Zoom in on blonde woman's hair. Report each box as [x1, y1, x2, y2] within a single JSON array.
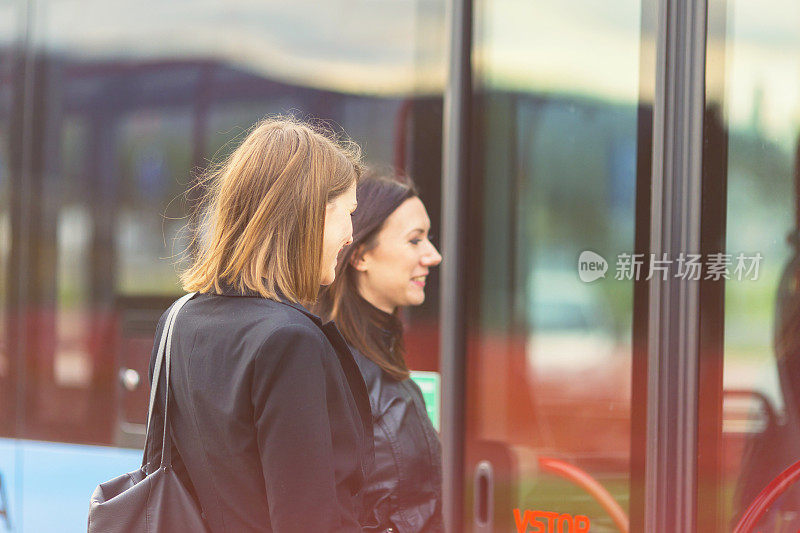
[[181, 117, 362, 304]]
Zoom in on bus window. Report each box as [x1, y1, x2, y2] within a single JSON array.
[[701, 1, 800, 530], [0, 2, 17, 440], [465, 0, 645, 529], [18, 0, 445, 452], [11, 1, 446, 530], [0, 4, 21, 531]]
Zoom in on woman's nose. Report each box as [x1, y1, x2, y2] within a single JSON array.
[[422, 242, 442, 266]]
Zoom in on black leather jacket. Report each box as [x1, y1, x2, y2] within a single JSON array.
[[351, 347, 444, 533]]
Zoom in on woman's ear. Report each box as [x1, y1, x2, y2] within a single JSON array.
[[350, 244, 368, 272]]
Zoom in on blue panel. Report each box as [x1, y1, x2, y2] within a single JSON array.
[[19, 440, 140, 533], [0, 438, 18, 532]]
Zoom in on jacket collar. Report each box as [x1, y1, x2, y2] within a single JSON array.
[[277, 298, 324, 327], [215, 283, 323, 326]]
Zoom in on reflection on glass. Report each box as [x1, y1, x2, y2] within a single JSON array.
[[468, 0, 642, 530], [115, 110, 193, 295], [466, 0, 640, 531], [19, 0, 446, 445], [718, 1, 800, 530], [0, 2, 15, 436], [38, 0, 445, 96]]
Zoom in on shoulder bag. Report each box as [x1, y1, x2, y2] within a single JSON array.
[[88, 292, 208, 532]]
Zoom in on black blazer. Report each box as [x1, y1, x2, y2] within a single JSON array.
[[146, 289, 373, 532]]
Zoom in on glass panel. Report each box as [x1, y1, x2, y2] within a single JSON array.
[[25, 0, 446, 446], [710, 1, 800, 530], [467, 0, 646, 530], [0, 4, 20, 528], [0, 1, 19, 438]]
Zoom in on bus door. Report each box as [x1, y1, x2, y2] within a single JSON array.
[[459, 0, 646, 530], [452, 0, 800, 530]]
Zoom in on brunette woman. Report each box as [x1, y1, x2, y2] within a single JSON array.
[[145, 118, 372, 532], [317, 173, 444, 533]]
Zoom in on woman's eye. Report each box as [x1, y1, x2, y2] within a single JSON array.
[[409, 238, 421, 245]]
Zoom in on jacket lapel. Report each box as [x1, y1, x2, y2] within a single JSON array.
[[320, 321, 374, 439]]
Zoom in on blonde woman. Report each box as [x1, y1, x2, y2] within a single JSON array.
[[145, 118, 372, 532]]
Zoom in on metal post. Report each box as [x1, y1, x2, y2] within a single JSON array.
[[645, 0, 708, 529], [440, 0, 472, 529]]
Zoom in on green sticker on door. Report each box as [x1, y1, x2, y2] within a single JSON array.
[[410, 371, 441, 431]]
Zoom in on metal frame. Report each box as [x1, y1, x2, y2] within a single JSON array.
[[645, 0, 709, 530], [440, 0, 472, 528]]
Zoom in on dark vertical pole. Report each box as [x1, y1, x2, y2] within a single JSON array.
[[440, 0, 472, 529], [187, 63, 214, 248], [630, 3, 659, 530], [629, 104, 653, 533], [696, 0, 728, 529], [14, 0, 36, 445], [3, 1, 29, 440], [645, 0, 708, 530]]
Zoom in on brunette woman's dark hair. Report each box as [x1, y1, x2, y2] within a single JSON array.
[[316, 170, 418, 380]]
